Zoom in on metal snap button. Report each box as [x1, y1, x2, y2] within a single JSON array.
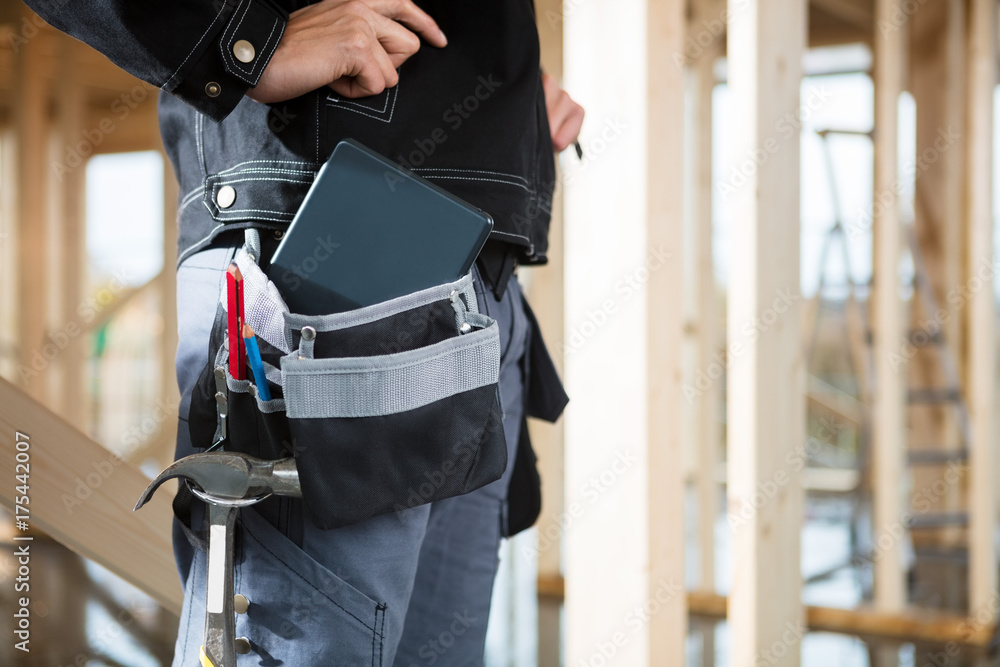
[[234, 594, 250, 614], [234, 637, 252, 654], [205, 81, 221, 97], [216, 185, 237, 209], [273, 229, 284, 240], [301, 326, 317, 341], [233, 39, 256, 64]]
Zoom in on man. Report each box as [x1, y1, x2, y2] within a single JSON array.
[[25, 0, 583, 663]]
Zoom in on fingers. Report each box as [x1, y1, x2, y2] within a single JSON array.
[[335, 22, 399, 96], [367, 11, 421, 68], [541, 74, 586, 152], [366, 0, 448, 47]]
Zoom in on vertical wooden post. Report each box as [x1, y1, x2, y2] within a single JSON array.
[[13, 7, 49, 402], [532, 1, 567, 664], [965, 0, 996, 621], [691, 12, 721, 596], [54, 37, 87, 430], [647, 0, 687, 661], [563, 0, 684, 660], [872, 0, 907, 613], [726, 0, 806, 664], [159, 149, 180, 471]]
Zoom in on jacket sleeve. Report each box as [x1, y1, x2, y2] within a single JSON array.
[[23, 0, 288, 122]]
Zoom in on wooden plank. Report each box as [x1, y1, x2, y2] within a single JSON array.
[[871, 0, 907, 612], [563, 0, 654, 662], [725, 0, 806, 664], [13, 4, 48, 403], [811, 0, 873, 29], [688, 591, 996, 647], [532, 2, 566, 665], [690, 7, 721, 595], [908, 0, 963, 552], [965, 0, 997, 622], [647, 0, 687, 661], [158, 147, 180, 471], [54, 37, 86, 431], [0, 377, 182, 615]]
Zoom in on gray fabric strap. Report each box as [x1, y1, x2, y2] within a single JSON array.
[[283, 272, 478, 333], [225, 365, 286, 413], [281, 320, 500, 418]]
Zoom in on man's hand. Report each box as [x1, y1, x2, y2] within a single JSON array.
[[542, 73, 585, 153], [248, 0, 447, 104]]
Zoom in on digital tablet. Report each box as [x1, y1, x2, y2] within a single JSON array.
[[267, 139, 494, 315]]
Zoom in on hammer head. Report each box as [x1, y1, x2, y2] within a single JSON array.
[[134, 452, 300, 511]]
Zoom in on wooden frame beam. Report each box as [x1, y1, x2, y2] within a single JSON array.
[[726, 0, 806, 663], [689, 592, 996, 648], [647, 0, 687, 660], [0, 377, 181, 615], [531, 2, 566, 664], [965, 0, 997, 621], [871, 0, 907, 612]]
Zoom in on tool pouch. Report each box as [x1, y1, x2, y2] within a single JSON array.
[[189, 240, 507, 529]]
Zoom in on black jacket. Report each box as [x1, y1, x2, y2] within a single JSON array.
[[25, 0, 557, 267]]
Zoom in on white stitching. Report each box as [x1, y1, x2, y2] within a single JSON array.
[[217, 159, 316, 173], [196, 114, 207, 179], [180, 185, 204, 207], [418, 174, 531, 192], [326, 86, 392, 115], [253, 19, 285, 85], [216, 167, 315, 177], [216, 208, 295, 216], [177, 223, 228, 265], [214, 176, 313, 186], [325, 81, 398, 123], [165, 2, 230, 89], [488, 230, 530, 242], [179, 187, 206, 214], [220, 0, 254, 76], [411, 168, 530, 185]]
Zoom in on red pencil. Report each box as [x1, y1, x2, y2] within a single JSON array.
[[226, 263, 246, 379]]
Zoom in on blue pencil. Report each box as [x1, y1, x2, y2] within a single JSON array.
[[242, 323, 272, 401]]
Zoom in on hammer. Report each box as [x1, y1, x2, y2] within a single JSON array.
[[135, 452, 301, 667]]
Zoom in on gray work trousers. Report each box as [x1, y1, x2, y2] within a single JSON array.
[[171, 246, 528, 666]]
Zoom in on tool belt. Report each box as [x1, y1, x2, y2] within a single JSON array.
[[187, 238, 508, 530]]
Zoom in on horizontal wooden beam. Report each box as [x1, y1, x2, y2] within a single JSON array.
[[541, 581, 997, 647], [688, 592, 997, 648], [0, 377, 182, 615]]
